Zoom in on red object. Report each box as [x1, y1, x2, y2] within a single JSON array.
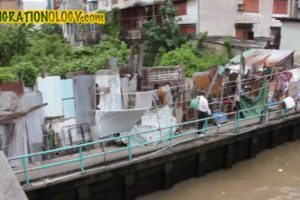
[[174, 1, 187, 16], [0, 81, 24, 96], [273, 0, 288, 14], [243, 0, 259, 13], [180, 25, 196, 34]]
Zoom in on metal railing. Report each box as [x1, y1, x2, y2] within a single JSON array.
[[8, 102, 292, 186]]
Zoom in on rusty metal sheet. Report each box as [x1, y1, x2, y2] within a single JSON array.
[[0, 81, 24, 96]]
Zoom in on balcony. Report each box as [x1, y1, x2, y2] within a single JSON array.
[[75, 24, 102, 45]]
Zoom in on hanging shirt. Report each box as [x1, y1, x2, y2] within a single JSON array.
[[198, 95, 211, 115]]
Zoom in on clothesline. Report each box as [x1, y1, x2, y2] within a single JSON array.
[[223, 66, 300, 84], [98, 84, 186, 95]]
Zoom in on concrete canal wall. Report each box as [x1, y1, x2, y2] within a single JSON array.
[[25, 116, 300, 200]]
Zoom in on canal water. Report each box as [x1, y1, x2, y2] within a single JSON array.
[[139, 140, 300, 200]]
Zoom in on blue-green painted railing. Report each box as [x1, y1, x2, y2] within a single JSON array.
[[8, 103, 291, 186]]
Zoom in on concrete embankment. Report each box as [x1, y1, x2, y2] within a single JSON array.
[[24, 113, 300, 200]]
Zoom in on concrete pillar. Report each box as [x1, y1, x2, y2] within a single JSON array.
[[225, 144, 234, 169], [290, 124, 300, 141], [124, 174, 135, 200], [196, 152, 206, 177], [163, 162, 173, 189], [249, 136, 259, 158], [269, 130, 277, 148]]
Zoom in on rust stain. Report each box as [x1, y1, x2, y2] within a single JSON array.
[[0, 81, 24, 96]]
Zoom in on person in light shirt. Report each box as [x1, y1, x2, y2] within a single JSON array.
[[197, 91, 211, 134]]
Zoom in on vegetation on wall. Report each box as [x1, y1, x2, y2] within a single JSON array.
[[159, 43, 228, 77]]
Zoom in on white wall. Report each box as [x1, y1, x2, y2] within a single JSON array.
[[22, 0, 48, 10], [178, 0, 197, 25], [198, 0, 290, 37], [199, 0, 238, 36], [280, 22, 300, 51]]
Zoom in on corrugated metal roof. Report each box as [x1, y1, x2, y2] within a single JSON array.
[[229, 49, 293, 67]]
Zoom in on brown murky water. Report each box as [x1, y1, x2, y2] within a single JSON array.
[[139, 140, 300, 200]]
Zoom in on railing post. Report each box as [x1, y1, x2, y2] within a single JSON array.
[[235, 110, 240, 132], [203, 119, 209, 141], [262, 105, 267, 124], [79, 146, 85, 172], [169, 127, 174, 146], [21, 157, 30, 186], [128, 134, 132, 160]]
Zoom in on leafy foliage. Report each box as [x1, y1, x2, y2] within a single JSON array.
[[39, 24, 63, 36], [0, 24, 129, 86], [0, 25, 29, 66], [159, 44, 228, 77], [16, 62, 38, 87], [142, 0, 188, 53], [194, 32, 208, 56], [0, 67, 16, 83], [223, 36, 233, 59], [97, 7, 121, 38]]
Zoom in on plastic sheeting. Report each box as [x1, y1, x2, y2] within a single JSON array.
[[95, 109, 147, 138], [124, 106, 177, 146], [135, 91, 153, 109], [95, 72, 122, 111], [240, 85, 268, 118], [37, 76, 63, 117]]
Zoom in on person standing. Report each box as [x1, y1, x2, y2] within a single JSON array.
[[197, 92, 211, 134]]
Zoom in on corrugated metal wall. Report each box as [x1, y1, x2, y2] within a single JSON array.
[[74, 75, 94, 125], [61, 79, 75, 118], [24, 91, 45, 161]]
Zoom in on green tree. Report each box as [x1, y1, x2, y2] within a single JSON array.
[[142, 0, 188, 53], [98, 7, 121, 38], [159, 44, 228, 77], [16, 62, 38, 87], [39, 24, 63, 36], [223, 36, 233, 59], [194, 32, 208, 56], [0, 25, 29, 66]]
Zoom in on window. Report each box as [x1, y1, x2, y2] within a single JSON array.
[[112, 0, 118, 5], [243, 0, 259, 13], [270, 27, 281, 37], [235, 24, 254, 40], [273, 0, 288, 14], [174, 1, 187, 16], [180, 24, 196, 35], [88, 2, 98, 11]]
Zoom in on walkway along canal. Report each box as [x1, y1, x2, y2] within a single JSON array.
[[11, 103, 300, 200]]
